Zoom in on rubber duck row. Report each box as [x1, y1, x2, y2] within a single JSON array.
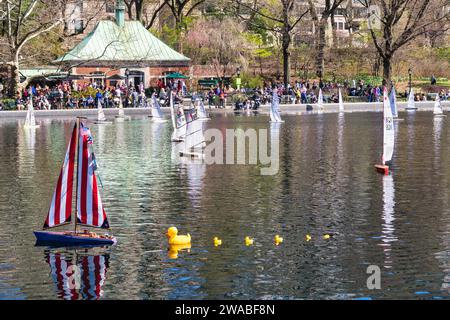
[[166, 227, 332, 247]]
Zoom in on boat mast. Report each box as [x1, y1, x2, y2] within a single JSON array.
[[74, 117, 80, 233]]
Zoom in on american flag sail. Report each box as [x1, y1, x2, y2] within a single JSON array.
[[77, 123, 110, 228], [44, 125, 77, 229], [46, 251, 109, 300]]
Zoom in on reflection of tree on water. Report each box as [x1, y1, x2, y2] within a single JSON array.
[[44, 249, 110, 300], [381, 174, 397, 269]]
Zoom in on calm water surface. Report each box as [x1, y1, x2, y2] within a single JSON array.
[[0, 111, 449, 300]]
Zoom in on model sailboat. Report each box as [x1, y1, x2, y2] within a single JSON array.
[[270, 91, 284, 123], [94, 100, 112, 124], [338, 88, 344, 113], [317, 89, 324, 114], [405, 89, 417, 111], [24, 98, 40, 128], [375, 88, 395, 175], [433, 95, 446, 117], [34, 119, 116, 246], [179, 108, 206, 159], [196, 99, 210, 121], [389, 86, 403, 121], [170, 92, 187, 142], [150, 94, 168, 123]]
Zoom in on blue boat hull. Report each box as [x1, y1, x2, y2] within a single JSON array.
[[34, 231, 116, 246]]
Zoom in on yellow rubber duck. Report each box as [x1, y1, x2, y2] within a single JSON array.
[[323, 234, 331, 240], [166, 227, 191, 245], [245, 236, 254, 246], [168, 243, 191, 259], [306, 234, 312, 242], [274, 235, 283, 245], [213, 237, 222, 246]]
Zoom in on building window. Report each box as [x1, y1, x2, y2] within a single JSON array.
[[74, 19, 84, 34]]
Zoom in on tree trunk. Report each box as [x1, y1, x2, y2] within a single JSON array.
[[382, 55, 392, 88], [315, 19, 327, 78], [135, 0, 144, 21]]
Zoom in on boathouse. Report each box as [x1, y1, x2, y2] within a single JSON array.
[[54, 0, 190, 89]]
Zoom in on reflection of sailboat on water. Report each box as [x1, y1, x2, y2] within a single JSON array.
[[375, 88, 395, 175], [45, 249, 109, 300], [380, 174, 397, 268], [24, 98, 40, 128]]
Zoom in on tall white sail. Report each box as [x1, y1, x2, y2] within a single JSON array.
[[317, 89, 324, 114], [338, 88, 344, 113], [196, 99, 209, 120], [383, 88, 395, 164], [151, 94, 167, 122], [434, 95, 443, 115], [389, 87, 398, 118], [183, 109, 205, 157], [97, 100, 107, 121], [25, 99, 39, 128], [407, 88, 416, 110], [270, 91, 284, 123], [170, 93, 187, 141]]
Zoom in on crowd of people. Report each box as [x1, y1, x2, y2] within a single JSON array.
[[2, 77, 449, 111]]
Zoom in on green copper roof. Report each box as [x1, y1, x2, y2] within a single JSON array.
[[55, 21, 190, 65]]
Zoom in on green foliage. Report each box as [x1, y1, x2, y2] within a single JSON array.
[[436, 47, 450, 62], [0, 99, 17, 110], [71, 87, 103, 99], [236, 73, 264, 88]]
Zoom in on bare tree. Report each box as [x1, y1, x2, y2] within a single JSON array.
[[307, 0, 345, 79], [358, 0, 450, 86], [234, 0, 309, 88], [0, 0, 63, 97]]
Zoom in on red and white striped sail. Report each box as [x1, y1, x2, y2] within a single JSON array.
[[44, 125, 77, 229], [77, 123, 110, 229]]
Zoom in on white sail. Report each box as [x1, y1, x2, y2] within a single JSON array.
[[25, 99, 39, 128], [407, 89, 416, 110], [317, 89, 324, 113], [151, 94, 167, 122], [389, 87, 398, 118], [434, 95, 443, 115], [383, 88, 395, 164], [118, 98, 125, 117], [270, 91, 284, 123], [183, 109, 205, 157], [338, 88, 344, 113], [97, 100, 107, 121], [196, 99, 209, 120], [170, 93, 187, 141]]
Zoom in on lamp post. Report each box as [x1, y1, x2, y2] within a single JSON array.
[[125, 68, 130, 88], [236, 67, 241, 91], [408, 68, 412, 95]]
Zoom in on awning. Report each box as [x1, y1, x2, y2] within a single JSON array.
[[165, 72, 188, 79], [107, 74, 126, 80]]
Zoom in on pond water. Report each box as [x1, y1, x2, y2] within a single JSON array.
[[0, 111, 449, 300]]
